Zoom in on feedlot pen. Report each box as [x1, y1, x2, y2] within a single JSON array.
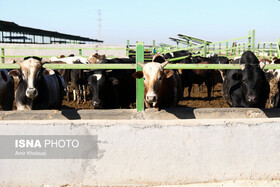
[[2, 31, 280, 186]]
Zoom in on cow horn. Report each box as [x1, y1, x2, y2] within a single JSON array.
[[161, 60, 169, 68], [240, 64, 246, 70], [138, 62, 145, 67], [260, 62, 266, 70]]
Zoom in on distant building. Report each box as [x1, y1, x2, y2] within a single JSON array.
[[0, 20, 103, 44]]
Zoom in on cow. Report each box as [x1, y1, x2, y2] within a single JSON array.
[[98, 57, 135, 64], [49, 55, 88, 103], [50, 56, 89, 64], [87, 53, 106, 64], [69, 61, 88, 103], [263, 57, 280, 108], [8, 57, 65, 110], [132, 60, 182, 109], [163, 50, 192, 63], [271, 81, 280, 108], [177, 55, 226, 99], [222, 51, 269, 108], [0, 69, 14, 110], [87, 58, 136, 109], [152, 54, 166, 63]]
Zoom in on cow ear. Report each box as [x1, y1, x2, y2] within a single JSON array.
[[240, 64, 246, 70], [164, 69, 174, 78], [232, 73, 242, 81], [132, 71, 143, 79], [8, 69, 21, 77], [43, 69, 55, 76]]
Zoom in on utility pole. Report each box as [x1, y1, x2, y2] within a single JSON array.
[[97, 9, 102, 40]]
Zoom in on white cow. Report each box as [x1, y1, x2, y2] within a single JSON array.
[[50, 56, 89, 64]]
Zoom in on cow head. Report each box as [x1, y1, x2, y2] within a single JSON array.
[[232, 63, 267, 106], [88, 70, 119, 109], [132, 61, 174, 107], [8, 58, 55, 99]]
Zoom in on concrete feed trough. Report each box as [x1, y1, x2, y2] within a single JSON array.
[[0, 108, 280, 186]]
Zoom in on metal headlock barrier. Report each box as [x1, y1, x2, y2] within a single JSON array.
[[0, 30, 280, 111]]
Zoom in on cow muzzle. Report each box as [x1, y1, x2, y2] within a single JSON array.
[[146, 93, 158, 106], [92, 100, 104, 109], [26, 88, 38, 98], [247, 95, 257, 104]]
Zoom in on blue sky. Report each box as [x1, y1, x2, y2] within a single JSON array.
[[1, 0, 280, 45]]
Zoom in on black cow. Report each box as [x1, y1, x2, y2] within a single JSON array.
[[177, 55, 226, 98], [271, 81, 280, 108], [8, 57, 65, 110], [163, 50, 192, 63], [98, 57, 135, 64], [222, 51, 269, 107], [57, 65, 87, 104], [0, 69, 14, 110], [88, 58, 135, 109]]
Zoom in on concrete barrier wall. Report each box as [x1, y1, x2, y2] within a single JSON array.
[[1, 118, 280, 186], [0, 43, 127, 62]]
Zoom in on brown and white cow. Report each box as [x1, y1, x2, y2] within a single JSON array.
[[132, 61, 182, 109], [8, 57, 65, 110]]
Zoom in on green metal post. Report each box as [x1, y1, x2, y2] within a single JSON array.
[[153, 40, 156, 54], [136, 42, 145, 112], [252, 29, 255, 52], [263, 43, 265, 59], [232, 42, 236, 55], [248, 30, 252, 51], [238, 44, 241, 54], [1, 48, 4, 63], [79, 49, 82, 56], [203, 41, 207, 57], [126, 40, 130, 57], [219, 43, 221, 55], [257, 43, 260, 57], [270, 43, 272, 60], [226, 42, 228, 57]]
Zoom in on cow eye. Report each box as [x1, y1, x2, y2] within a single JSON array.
[[242, 80, 247, 84], [143, 77, 146, 81], [158, 76, 162, 80]]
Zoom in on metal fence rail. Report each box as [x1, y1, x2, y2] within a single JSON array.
[[0, 46, 127, 63], [256, 40, 280, 60]]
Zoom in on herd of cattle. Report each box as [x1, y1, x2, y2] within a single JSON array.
[[0, 50, 280, 111]]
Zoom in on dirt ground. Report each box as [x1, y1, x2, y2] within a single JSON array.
[[178, 83, 229, 108], [61, 83, 230, 109]]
